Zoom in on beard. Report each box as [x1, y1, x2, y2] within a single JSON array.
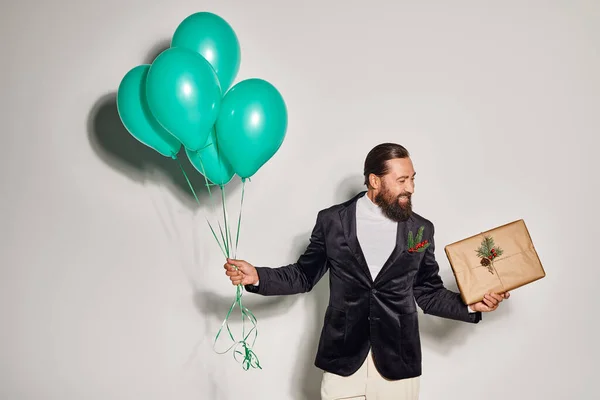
[[374, 186, 412, 222]]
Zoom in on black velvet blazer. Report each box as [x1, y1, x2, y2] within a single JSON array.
[[246, 191, 481, 380]]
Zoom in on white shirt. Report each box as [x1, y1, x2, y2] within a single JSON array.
[[355, 193, 398, 280]]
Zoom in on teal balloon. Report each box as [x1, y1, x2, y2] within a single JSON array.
[[186, 128, 235, 186], [146, 47, 221, 151], [216, 79, 287, 178], [172, 12, 241, 93], [116, 65, 181, 158]]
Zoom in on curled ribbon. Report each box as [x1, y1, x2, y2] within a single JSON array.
[[213, 284, 261, 370]]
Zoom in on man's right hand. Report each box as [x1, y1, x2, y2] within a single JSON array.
[[224, 258, 259, 286]]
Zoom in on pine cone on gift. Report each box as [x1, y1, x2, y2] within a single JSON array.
[[480, 257, 491, 266]]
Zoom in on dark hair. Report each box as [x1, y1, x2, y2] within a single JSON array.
[[363, 143, 410, 187]]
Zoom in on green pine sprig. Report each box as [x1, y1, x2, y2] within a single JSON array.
[[475, 236, 504, 258], [415, 226, 424, 245], [407, 225, 430, 252]]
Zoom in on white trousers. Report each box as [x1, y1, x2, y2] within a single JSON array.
[[320, 350, 420, 400]]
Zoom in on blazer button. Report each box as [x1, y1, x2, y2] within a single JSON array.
[[371, 289, 377, 294]]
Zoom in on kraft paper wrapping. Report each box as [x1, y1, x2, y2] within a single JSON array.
[[444, 219, 545, 305]]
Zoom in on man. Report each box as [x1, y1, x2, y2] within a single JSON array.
[[224, 143, 509, 399]]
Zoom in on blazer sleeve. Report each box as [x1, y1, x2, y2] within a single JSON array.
[[244, 211, 329, 296], [412, 223, 481, 323]]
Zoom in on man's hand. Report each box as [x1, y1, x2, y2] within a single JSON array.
[[469, 292, 510, 312], [223, 258, 259, 286]]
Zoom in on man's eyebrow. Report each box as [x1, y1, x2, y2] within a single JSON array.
[[397, 172, 417, 179]]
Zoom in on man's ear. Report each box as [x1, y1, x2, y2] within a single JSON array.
[[369, 174, 380, 190]]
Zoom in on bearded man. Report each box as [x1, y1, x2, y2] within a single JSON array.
[[224, 143, 509, 400]]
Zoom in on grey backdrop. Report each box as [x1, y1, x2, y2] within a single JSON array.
[[1, 0, 598, 399]]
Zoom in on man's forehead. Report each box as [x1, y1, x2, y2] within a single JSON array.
[[386, 158, 415, 177]]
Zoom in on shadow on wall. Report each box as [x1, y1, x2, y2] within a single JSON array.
[[86, 40, 254, 399], [290, 175, 365, 399], [86, 40, 241, 212], [416, 281, 472, 357], [334, 175, 365, 204], [186, 232, 310, 392], [291, 269, 329, 400], [418, 275, 513, 356]]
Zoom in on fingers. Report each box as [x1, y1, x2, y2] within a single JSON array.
[[484, 294, 498, 306], [477, 291, 511, 312], [230, 273, 244, 285], [226, 258, 250, 272], [223, 260, 245, 273], [482, 294, 498, 310], [223, 258, 257, 286], [489, 293, 504, 303], [231, 276, 243, 285], [223, 262, 236, 271], [223, 261, 244, 285], [482, 299, 493, 311], [227, 258, 245, 266]]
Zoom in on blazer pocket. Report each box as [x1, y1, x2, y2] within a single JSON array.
[[319, 306, 347, 357], [401, 250, 425, 264], [398, 311, 421, 364]]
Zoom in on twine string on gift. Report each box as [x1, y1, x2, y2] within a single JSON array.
[[477, 232, 507, 293]]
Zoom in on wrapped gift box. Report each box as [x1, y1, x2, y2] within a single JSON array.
[[444, 219, 546, 305]]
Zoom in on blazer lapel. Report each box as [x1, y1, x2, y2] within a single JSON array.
[[339, 195, 373, 282], [374, 215, 415, 284]]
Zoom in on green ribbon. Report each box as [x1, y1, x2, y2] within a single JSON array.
[[175, 155, 261, 371]]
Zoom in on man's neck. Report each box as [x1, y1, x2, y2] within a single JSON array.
[[367, 189, 377, 204]]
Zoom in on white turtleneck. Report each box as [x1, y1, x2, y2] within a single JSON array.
[[355, 193, 398, 280]]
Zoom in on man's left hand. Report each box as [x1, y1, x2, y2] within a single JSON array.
[[470, 292, 510, 312]]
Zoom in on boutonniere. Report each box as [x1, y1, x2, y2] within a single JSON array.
[[407, 226, 430, 253]]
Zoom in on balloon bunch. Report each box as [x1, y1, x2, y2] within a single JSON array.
[[116, 12, 288, 370]]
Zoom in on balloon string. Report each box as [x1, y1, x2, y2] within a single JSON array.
[[213, 179, 260, 370], [176, 156, 227, 258], [234, 178, 246, 259], [213, 284, 261, 370], [174, 155, 260, 370]]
